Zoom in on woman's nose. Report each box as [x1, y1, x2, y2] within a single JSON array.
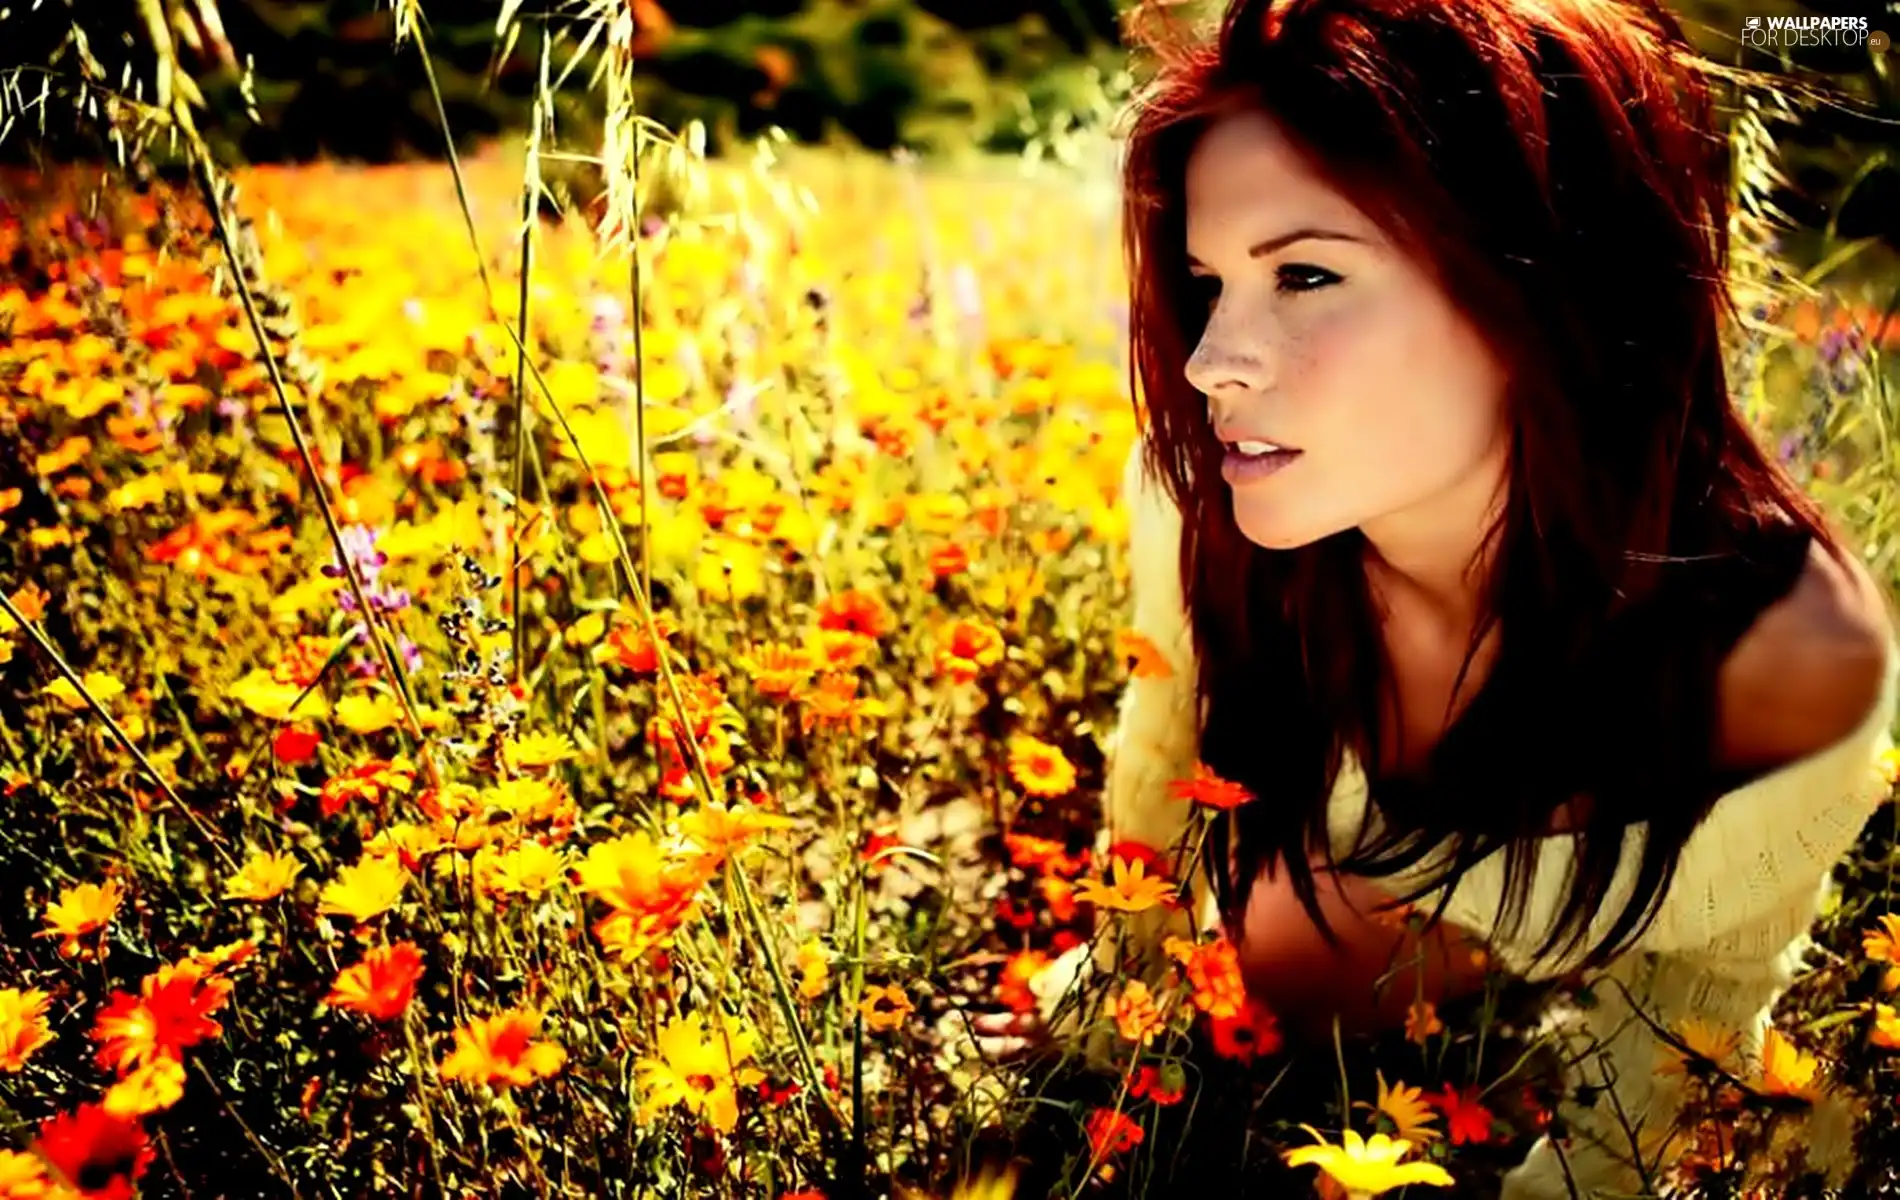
[[1184, 327, 1270, 399]]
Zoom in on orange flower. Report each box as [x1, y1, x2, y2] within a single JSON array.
[[1756, 1027, 1821, 1098], [816, 589, 893, 639], [811, 627, 875, 671], [1111, 981, 1167, 1045], [1164, 936, 1247, 1020], [1038, 876, 1079, 922], [1075, 854, 1176, 915], [798, 673, 888, 735], [676, 802, 798, 863], [1872, 1004, 1900, 1050], [594, 613, 679, 673], [998, 950, 1051, 1014], [325, 943, 424, 1022], [1168, 763, 1254, 810], [1114, 628, 1173, 679], [439, 1009, 565, 1089], [41, 879, 124, 958], [1372, 1072, 1439, 1144], [319, 755, 417, 818], [0, 988, 52, 1072], [1404, 999, 1443, 1045], [92, 960, 233, 1074], [35, 1104, 151, 1199], [1863, 913, 1900, 992], [858, 984, 914, 1033], [934, 617, 1004, 683], [1007, 735, 1077, 797], [738, 644, 816, 700]]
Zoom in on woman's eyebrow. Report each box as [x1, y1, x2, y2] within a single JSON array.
[[1185, 227, 1367, 268]]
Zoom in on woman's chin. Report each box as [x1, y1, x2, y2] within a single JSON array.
[[1232, 509, 1335, 552]]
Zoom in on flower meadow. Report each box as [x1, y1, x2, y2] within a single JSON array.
[[3, 109, 1900, 1200]]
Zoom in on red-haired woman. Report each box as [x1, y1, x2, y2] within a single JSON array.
[[976, 0, 1898, 1193]]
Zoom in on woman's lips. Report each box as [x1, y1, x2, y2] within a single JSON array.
[[1221, 446, 1303, 484]]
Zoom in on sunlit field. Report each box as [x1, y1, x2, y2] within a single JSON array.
[[2, 128, 1900, 1199]]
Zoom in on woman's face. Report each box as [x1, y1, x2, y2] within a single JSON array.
[[1182, 108, 1511, 555]]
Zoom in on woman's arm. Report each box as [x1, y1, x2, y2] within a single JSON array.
[[1233, 855, 1492, 1040]]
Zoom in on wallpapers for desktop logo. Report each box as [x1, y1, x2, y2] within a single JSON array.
[[1742, 13, 1888, 51]]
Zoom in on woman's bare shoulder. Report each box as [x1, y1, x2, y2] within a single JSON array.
[[1714, 538, 1894, 775]]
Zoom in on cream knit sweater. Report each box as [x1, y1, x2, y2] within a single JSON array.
[[1047, 446, 1900, 1197]]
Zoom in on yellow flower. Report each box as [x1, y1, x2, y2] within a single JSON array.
[[1757, 1027, 1821, 1098], [41, 879, 124, 957], [503, 731, 577, 772], [0, 987, 53, 1072], [635, 1012, 767, 1132], [1006, 735, 1077, 798], [1659, 1017, 1741, 1076], [565, 611, 607, 646], [1283, 1126, 1454, 1194], [42, 670, 125, 710], [858, 983, 915, 1033], [228, 667, 331, 721], [1371, 1072, 1439, 1145], [319, 856, 409, 924], [795, 941, 830, 1000], [223, 849, 302, 903], [1073, 854, 1176, 914], [0, 1148, 53, 1197], [104, 1057, 187, 1117], [335, 690, 403, 734], [481, 841, 568, 899]]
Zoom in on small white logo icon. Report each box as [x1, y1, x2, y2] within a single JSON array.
[[1745, 16, 1761, 29]]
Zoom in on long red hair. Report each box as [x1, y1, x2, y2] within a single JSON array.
[[1120, 0, 1835, 970]]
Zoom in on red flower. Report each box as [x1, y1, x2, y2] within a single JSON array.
[[36, 1103, 152, 1200], [273, 726, 321, 766], [1430, 1084, 1496, 1145], [1167, 763, 1254, 810], [1206, 1000, 1282, 1063], [1128, 1064, 1185, 1106], [756, 1077, 802, 1106], [994, 896, 1035, 931], [1085, 1107, 1144, 1158]]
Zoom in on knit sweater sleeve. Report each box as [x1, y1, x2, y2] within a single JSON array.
[[1370, 633, 1900, 978]]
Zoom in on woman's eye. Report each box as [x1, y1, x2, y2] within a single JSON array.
[[1189, 275, 1222, 309], [1278, 264, 1340, 293]]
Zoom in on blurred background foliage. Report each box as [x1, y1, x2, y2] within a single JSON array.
[[0, 0, 1895, 269]]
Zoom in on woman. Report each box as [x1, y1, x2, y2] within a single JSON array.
[[975, 0, 1899, 1194]]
